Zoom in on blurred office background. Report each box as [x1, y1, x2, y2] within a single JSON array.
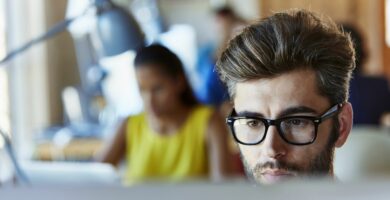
[[1, 0, 390, 185]]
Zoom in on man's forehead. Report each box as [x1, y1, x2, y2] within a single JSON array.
[[233, 69, 330, 117]]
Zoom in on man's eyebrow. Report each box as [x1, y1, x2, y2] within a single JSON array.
[[278, 106, 318, 118], [236, 106, 318, 119], [236, 111, 265, 118]]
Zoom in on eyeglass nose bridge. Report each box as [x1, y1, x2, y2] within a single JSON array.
[[264, 118, 281, 127], [262, 119, 285, 138], [265, 119, 280, 126]]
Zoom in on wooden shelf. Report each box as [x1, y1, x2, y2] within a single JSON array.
[[34, 138, 103, 161]]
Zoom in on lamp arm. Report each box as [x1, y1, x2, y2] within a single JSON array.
[[0, 128, 30, 185], [0, 3, 93, 65]]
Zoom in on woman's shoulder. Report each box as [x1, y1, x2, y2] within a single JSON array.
[[186, 105, 218, 127], [125, 112, 147, 125], [191, 105, 215, 116], [128, 112, 146, 118], [194, 104, 216, 111]]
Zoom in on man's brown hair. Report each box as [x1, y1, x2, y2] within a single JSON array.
[[216, 9, 355, 105]]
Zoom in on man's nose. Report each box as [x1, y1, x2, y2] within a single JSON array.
[[261, 126, 287, 159]]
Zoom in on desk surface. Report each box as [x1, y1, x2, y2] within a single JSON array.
[[2, 179, 390, 200]]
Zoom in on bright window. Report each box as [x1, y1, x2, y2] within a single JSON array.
[[0, 0, 10, 148]]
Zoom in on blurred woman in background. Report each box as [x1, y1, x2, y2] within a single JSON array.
[[97, 44, 231, 184]]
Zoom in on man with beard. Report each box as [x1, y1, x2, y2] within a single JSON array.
[[216, 9, 355, 184]]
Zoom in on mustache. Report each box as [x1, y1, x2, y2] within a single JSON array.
[[253, 161, 301, 173]]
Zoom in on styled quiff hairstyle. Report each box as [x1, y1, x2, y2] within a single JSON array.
[[216, 9, 355, 105]]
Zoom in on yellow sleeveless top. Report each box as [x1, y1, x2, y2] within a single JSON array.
[[125, 106, 213, 183]]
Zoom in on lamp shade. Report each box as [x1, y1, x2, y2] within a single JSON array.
[[95, 0, 145, 57]]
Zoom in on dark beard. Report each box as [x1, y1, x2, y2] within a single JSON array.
[[242, 120, 339, 184]]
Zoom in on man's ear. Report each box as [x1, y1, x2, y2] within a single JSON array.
[[335, 102, 353, 148]]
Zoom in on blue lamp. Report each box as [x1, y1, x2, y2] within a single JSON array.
[[95, 0, 145, 56]]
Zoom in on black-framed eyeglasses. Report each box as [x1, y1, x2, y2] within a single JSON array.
[[226, 104, 342, 146]]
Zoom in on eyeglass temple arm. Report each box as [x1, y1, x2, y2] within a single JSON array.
[[226, 109, 237, 123], [320, 103, 343, 121]]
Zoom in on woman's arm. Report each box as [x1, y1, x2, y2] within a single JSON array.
[[95, 118, 128, 166], [206, 110, 232, 181]]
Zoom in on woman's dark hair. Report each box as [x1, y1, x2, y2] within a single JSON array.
[[215, 6, 236, 18], [134, 44, 198, 106]]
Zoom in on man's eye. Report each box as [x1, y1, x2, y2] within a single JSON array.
[[285, 118, 308, 126], [246, 119, 261, 127]]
